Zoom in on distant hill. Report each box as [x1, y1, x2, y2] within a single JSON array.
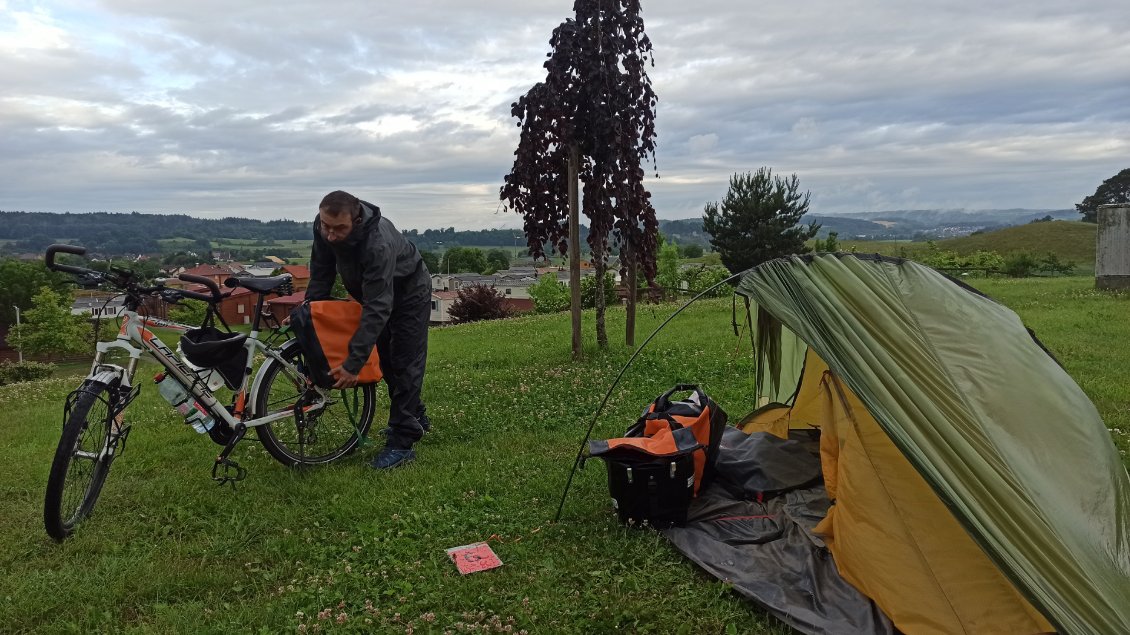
[[807, 215, 890, 238], [658, 219, 712, 247], [0, 211, 546, 258], [814, 208, 1078, 239], [661, 209, 1081, 244], [0, 208, 1088, 260], [0, 211, 311, 256], [836, 221, 1096, 272], [939, 220, 1095, 266]]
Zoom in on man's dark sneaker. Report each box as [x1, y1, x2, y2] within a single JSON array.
[[370, 447, 415, 470]]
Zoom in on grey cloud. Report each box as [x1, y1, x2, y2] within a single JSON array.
[[1, 0, 1128, 227]]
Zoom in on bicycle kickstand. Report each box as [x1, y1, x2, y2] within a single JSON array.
[[212, 423, 248, 488]]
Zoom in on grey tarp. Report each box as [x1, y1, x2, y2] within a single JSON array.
[[663, 428, 895, 635]]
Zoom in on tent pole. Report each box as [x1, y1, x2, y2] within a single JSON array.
[[554, 270, 747, 522]]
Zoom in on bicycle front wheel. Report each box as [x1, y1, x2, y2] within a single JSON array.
[[254, 343, 376, 466], [44, 380, 119, 541]]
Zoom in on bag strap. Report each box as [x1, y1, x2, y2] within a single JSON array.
[[340, 386, 372, 449], [645, 412, 683, 430], [626, 411, 682, 439], [654, 384, 707, 413]]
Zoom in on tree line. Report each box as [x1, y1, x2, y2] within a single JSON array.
[[0, 210, 706, 260]]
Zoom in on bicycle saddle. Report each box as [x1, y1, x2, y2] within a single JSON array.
[[224, 275, 293, 294]]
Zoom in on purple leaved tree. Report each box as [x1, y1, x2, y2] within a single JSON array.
[[500, 0, 659, 358]]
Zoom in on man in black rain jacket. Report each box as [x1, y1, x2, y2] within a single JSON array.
[[305, 190, 432, 469]]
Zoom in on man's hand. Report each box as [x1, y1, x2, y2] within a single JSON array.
[[330, 365, 359, 389]]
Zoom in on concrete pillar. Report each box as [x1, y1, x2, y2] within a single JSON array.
[[1096, 204, 1130, 290]]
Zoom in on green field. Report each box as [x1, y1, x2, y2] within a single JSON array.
[[1, 277, 1126, 633]]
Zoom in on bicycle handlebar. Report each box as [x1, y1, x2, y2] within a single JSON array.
[[45, 244, 90, 276], [177, 288, 217, 303], [178, 273, 224, 303], [44, 244, 218, 307]]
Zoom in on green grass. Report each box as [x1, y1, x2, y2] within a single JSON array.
[[1, 278, 1126, 634]]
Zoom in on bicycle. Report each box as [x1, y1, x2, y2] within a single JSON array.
[[42, 244, 377, 541]]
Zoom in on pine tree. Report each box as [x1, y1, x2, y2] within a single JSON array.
[[703, 168, 820, 273]]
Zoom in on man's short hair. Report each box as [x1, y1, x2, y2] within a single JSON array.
[[319, 190, 361, 218]]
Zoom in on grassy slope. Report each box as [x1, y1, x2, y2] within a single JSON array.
[[1, 279, 1126, 634], [941, 221, 1094, 263], [834, 221, 1096, 270]]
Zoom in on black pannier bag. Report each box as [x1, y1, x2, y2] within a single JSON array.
[[601, 451, 697, 527], [179, 325, 249, 390], [589, 385, 728, 527]]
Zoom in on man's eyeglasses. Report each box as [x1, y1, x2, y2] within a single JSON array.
[[320, 214, 359, 239]]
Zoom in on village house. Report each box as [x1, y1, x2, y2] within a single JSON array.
[[264, 290, 305, 325], [70, 294, 127, 319], [430, 291, 459, 324], [162, 263, 241, 289], [276, 264, 311, 291]]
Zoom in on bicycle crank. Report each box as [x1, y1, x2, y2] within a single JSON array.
[[211, 422, 248, 488]]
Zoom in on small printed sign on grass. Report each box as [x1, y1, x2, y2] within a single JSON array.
[[446, 542, 502, 575]]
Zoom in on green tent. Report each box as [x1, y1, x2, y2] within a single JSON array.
[[663, 254, 1128, 634]]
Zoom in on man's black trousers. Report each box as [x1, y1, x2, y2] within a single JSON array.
[[375, 282, 430, 450]]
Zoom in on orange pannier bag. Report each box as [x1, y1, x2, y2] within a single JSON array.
[[589, 385, 728, 526], [289, 300, 382, 388]]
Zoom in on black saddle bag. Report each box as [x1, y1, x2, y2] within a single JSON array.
[[602, 453, 696, 528], [589, 384, 728, 528]]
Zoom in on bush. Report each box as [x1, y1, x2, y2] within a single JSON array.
[[683, 265, 733, 298], [529, 274, 570, 314], [168, 299, 209, 327], [813, 231, 840, 253], [656, 243, 681, 298], [0, 360, 56, 385], [448, 285, 512, 323], [916, 244, 1004, 277], [965, 250, 1006, 272], [581, 273, 618, 309], [1001, 251, 1075, 277], [1038, 252, 1075, 276], [1001, 252, 1041, 278]]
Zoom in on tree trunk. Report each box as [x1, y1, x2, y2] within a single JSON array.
[[594, 244, 608, 349], [568, 144, 582, 360], [625, 241, 636, 347]]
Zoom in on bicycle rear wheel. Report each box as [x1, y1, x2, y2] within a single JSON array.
[[44, 380, 120, 541], [254, 342, 376, 465]]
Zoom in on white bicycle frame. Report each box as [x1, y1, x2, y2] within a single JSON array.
[[90, 308, 328, 430]]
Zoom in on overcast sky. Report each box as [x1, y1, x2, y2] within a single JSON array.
[[2, 0, 1128, 230]]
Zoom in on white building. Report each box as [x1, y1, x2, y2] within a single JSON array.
[[430, 291, 459, 324], [71, 295, 126, 319]]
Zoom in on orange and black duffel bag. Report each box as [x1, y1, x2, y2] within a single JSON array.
[[289, 299, 382, 389], [588, 385, 727, 527]]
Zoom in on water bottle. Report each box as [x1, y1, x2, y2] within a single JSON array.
[[154, 372, 215, 434]]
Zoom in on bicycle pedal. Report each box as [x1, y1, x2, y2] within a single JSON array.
[[211, 458, 248, 488]]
